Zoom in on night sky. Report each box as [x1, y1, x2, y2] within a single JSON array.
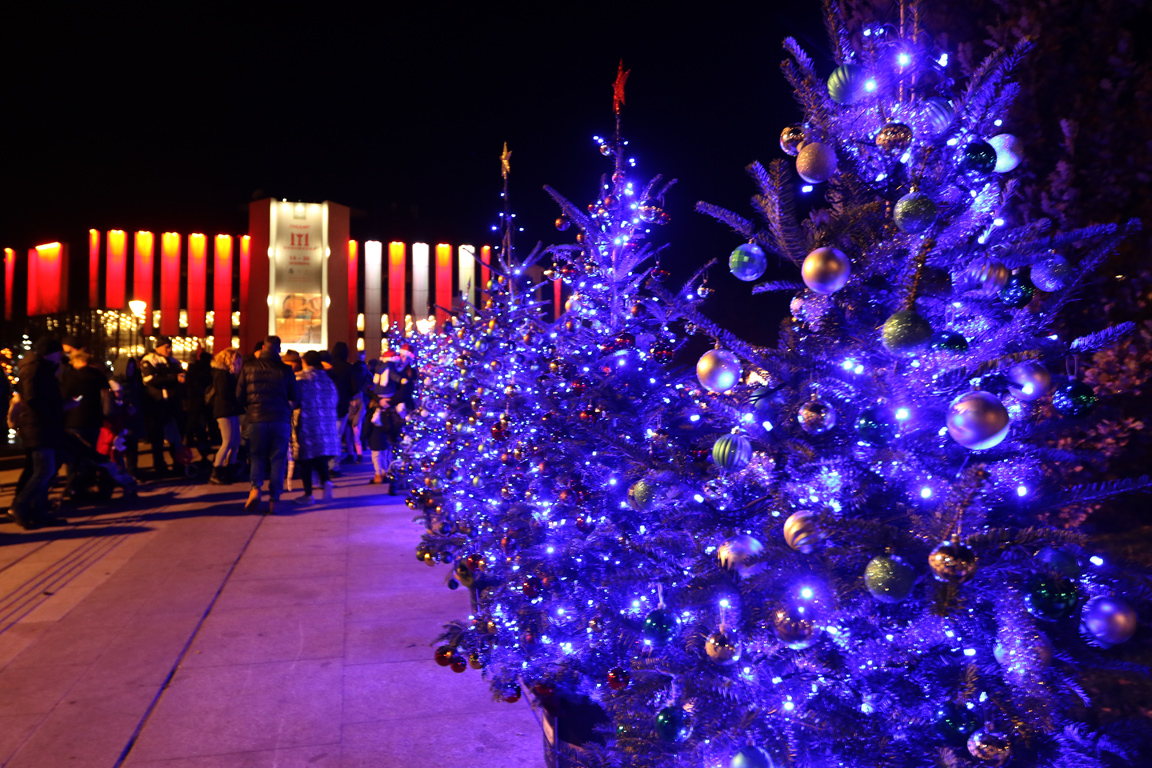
[[2, 3, 830, 344]]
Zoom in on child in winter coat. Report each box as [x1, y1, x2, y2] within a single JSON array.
[[365, 394, 404, 490]]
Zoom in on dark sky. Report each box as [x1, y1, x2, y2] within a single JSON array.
[[2, 2, 829, 343]]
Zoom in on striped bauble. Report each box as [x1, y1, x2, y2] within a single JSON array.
[[712, 434, 752, 471]]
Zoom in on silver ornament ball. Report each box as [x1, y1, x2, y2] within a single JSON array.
[[705, 629, 742, 664], [1081, 596, 1138, 645], [1007, 361, 1051, 401], [988, 133, 1024, 173], [1031, 255, 1073, 292], [946, 391, 1010, 450], [967, 729, 1012, 766], [779, 124, 805, 156], [797, 397, 837, 434], [697, 349, 741, 393], [801, 247, 851, 294]]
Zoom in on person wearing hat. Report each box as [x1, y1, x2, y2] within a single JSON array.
[[140, 335, 188, 477], [7, 337, 68, 529]]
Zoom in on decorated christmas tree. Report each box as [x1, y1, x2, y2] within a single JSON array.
[[410, 13, 1152, 765]]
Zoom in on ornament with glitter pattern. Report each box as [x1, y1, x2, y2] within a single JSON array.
[[882, 310, 933, 355], [864, 554, 916, 603], [876, 123, 913, 154], [796, 142, 838, 184], [893, 191, 937, 233], [1031, 254, 1073, 291]]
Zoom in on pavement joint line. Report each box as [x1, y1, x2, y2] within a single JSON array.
[[110, 509, 266, 768]]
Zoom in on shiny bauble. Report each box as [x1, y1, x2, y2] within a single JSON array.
[[599, 142, 612, 156], [705, 629, 742, 664], [827, 63, 867, 104], [731, 746, 777, 768], [801, 247, 851, 294], [934, 702, 978, 747], [779, 124, 806, 156], [627, 478, 655, 512], [893, 191, 938, 234], [928, 538, 978, 583], [999, 273, 1035, 309], [876, 122, 914, 155], [434, 646, 455, 667], [713, 434, 753, 471], [882, 310, 933, 355], [555, 215, 571, 231], [783, 510, 822, 553], [1024, 574, 1078, 621], [1081, 596, 1138, 645], [796, 141, 838, 184], [1052, 381, 1097, 417], [638, 199, 662, 223], [958, 139, 997, 175], [967, 256, 1011, 294], [773, 604, 820, 650], [1036, 547, 1081, 579], [717, 535, 764, 576], [930, 330, 969, 353], [650, 341, 676, 364], [989, 133, 1024, 173], [502, 686, 522, 703], [923, 97, 955, 135], [864, 554, 916, 603], [1007, 361, 1051, 401], [967, 729, 1012, 766], [607, 666, 630, 690], [730, 242, 768, 282], [1031, 254, 1073, 292], [642, 607, 681, 647], [449, 656, 467, 673], [654, 706, 693, 742], [454, 562, 475, 588], [697, 349, 741, 393], [797, 397, 837, 434], [946, 391, 1010, 450], [855, 405, 897, 446], [467, 651, 485, 670]]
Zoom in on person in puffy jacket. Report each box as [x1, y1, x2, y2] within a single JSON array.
[[209, 348, 244, 484], [8, 337, 68, 529], [236, 335, 297, 513], [139, 335, 187, 476], [291, 350, 339, 505]]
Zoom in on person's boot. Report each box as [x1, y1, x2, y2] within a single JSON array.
[[208, 467, 225, 485], [244, 487, 261, 512], [322, 481, 335, 501]]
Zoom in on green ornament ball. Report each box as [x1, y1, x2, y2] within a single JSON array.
[[929, 329, 968, 353], [958, 139, 997, 175], [654, 706, 693, 742], [1036, 547, 1080, 579], [882, 310, 933, 355], [934, 702, 978, 747], [854, 405, 897, 446], [827, 64, 868, 104], [999, 273, 1035, 309], [1024, 574, 1079, 621], [864, 554, 916, 603], [627, 478, 655, 512], [1052, 380, 1097, 417], [893, 191, 937, 234], [642, 606, 681, 647], [730, 243, 768, 282], [713, 434, 753, 471]]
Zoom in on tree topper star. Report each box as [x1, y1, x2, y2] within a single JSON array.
[[500, 142, 512, 180], [613, 60, 630, 115]]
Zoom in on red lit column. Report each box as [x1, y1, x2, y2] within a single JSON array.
[[160, 232, 181, 336], [214, 235, 233, 353], [88, 230, 101, 308], [134, 231, 155, 334], [4, 248, 15, 321], [435, 243, 452, 327], [388, 242, 406, 333], [28, 243, 67, 316], [348, 240, 359, 344], [480, 245, 491, 291], [239, 235, 251, 313], [187, 233, 207, 337], [106, 230, 127, 310]]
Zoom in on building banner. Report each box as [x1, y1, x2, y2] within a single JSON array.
[[272, 202, 325, 345]]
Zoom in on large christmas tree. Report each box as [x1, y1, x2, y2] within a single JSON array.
[[410, 11, 1152, 765]]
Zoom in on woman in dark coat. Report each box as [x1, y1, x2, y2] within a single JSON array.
[[111, 356, 146, 476], [209, 348, 244, 484], [291, 350, 339, 504]]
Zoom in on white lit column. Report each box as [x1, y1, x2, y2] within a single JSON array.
[[412, 242, 430, 328], [458, 245, 476, 308], [364, 240, 383, 361]]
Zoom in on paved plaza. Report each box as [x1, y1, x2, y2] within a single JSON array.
[[0, 462, 542, 767]]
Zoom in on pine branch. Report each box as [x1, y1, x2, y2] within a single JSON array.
[[752, 280, 806, 295], [750, 160, 807, 265], [695, 201, 756, 241], [1040, 476, 1152, 511], [821, 0, 852, 65], [1070, 323, 1137, 354]]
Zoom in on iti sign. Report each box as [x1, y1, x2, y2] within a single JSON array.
[[272, 202, 325, 346]]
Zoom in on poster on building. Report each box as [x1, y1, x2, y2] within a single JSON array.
[[272, 202, 325, 346]]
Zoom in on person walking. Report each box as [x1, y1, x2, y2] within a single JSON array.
[[326, 341, 354, 472], [209, 347, 244, 484], [111, 356, 145, 477], [140, 336, 188, 477], [292, 350, 339, 505], [236, 335, 297, 514], [8, 337, 68, 529], [59, 349, 111, 501]]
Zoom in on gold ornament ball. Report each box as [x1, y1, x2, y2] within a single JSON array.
[[801, 247, 851, 294], [773, 604, 820, 650], [967, 729, 1012, 767], [881, 310, 933, 355], [875, 122, 913, 154], [717, 535, 764, 576], [780, 124, 806, 156], [796, 141, 838, 184], [946, 391, 1010, 450], [928, 538, 978, 583], [783, 510, 823, 553], [704, 629, 742, 664]]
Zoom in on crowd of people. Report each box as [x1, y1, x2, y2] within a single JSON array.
[[2, 334, 418, 529]]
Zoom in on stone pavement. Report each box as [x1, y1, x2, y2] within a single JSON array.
[[0, 463, 543, 767]]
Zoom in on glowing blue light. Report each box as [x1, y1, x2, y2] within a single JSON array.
[[864, 79, 877, 92], [1090, 555, 1104, 566], [842, 359, 855, 370], [994, 119, 1003, 127], [964, 648, 977, 657], [920, 487, 932, 499], [546, 546, 555, 554], [947, 138, 959, 147], [608, 478, 617, 486], [720, 599, 730, 608], [801, 185, 814, 193], [863, 28, 872, 36], [895, 408, 911, 421], [742, 413, 754, 423], [783, 701, 795, 712], [899, 151, 911, 164], [875, 172, 887, 181], [771, 676, 782, 683], [693, 494, 705, 503], [762, 420, 774, 432], [1016, 485, 1028, 497], [994, 218, 1005, 226], [897, 53, 911, 66], [689, 414, 701, 422], [861, 702, 874, 714], [854, 364, 864, 375], [938, 53, 949, 66], [800, 587, 814, 600]]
